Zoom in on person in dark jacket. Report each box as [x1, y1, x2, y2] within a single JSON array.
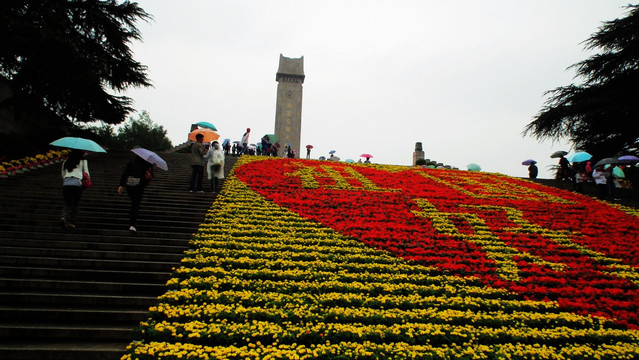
[[118, 155, 153, 232], [528, 162, 538, 179]]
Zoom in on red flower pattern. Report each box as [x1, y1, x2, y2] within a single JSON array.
[[236, 159, 639, 329]]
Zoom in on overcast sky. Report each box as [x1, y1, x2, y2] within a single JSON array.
[[122, 1, 631, 178]]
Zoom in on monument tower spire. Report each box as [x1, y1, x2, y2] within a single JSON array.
[[274, 54, 304, 158]]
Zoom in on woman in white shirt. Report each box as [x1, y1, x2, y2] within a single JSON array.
[[592, 165, 608, 200], [60, 149, 89, 229]]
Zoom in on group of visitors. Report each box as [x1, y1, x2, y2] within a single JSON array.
[[189, 133, 225, 193], [60, 136, 228, 233], [60, 149, 155, 232], [555, 155, 639, 200]]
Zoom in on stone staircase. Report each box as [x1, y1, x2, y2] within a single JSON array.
[[0, 149, 238, 360]]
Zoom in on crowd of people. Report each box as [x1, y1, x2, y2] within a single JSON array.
[[555, 154, 639, 201]]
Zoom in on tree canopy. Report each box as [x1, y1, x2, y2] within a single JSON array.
[[524, 5, 639, 158], [97, 110, 172, 151], [0, 0, 152, 126]]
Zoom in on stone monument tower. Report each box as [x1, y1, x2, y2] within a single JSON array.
[[413, 142, 425, 165], [274, 54, 304, 158]]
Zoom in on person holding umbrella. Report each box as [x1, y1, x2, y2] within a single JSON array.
[[528, 161, 538, 179], [51, 136, 106, 229], [189, 133, 208, 192], [118, 153, 154, 232], [60, 149, 90, 229]]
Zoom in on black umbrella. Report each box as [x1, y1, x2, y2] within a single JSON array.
[[594, 157, 618, 167], [550, 150, 568, 159]]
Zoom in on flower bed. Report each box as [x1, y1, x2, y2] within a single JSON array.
[[0, 150, 69, 178], [123, 156, 639, 359]]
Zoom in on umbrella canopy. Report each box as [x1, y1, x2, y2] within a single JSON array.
[[568, 152, 592, 163], [345, 159, 355, 163], [222, 138, 230, 147], [594, 157, 618, 167], [360, 154, 373, 158], [521, 159, 536, 166], [306, 145, 313, 149], [467, 163, 481, 171], [613, 166, 625, 179], [195, 121, 217, 131], [618, 155, 639, 163], [329, 150, 336, 154], [50, 137, 106, 153], [131, 148, 168, 171], [265, 134, 278, 143], [550, 150, 568, 158], [188, 128, 220, 143]]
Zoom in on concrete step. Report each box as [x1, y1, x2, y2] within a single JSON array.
[[0, 245, 185, 262], [0, 254, 180, 272], [0, 291, 157, 308], [0, 277, 166, 295], [0, 237, 188, 254], [0, 151, 238, 359], [0, 342, 125, 360], [0, 323, 135, 341], [0, 228, 191, 243], [0, 265, 170, 283], [0, 306, 147, 324]]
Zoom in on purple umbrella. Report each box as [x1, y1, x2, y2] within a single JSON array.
[[618, 155, 639, 163]]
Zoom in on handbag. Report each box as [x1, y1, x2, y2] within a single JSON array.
[[81, 161, 92, 188], [126, 176, 141, 186], [82, 172, 92, 188]]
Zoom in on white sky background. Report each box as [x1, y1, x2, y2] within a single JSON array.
[[122, 1, 631, 179]]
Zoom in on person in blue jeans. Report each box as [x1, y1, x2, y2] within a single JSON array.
[[60, 149, 89, 229]]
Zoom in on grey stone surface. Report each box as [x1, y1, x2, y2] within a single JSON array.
[[274, 54, 304, 158]]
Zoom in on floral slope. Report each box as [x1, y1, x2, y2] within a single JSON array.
[[123, 156, 639, 360]]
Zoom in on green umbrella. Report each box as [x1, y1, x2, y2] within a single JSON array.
[[50, 137, 106, 153], [467, 163, 481, 171], [266, 134, 278, 143], [613, 166, 625, 179], [195, 121, 217, 131]]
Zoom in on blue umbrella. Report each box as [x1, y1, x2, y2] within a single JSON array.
[[222, 138, 230, 147], [521, 159, 536, 166], [195, 121, 217, 131], [329, 150, 336, 154], [345, 159, 355, 163], [467, 163, 481, 171], [568, 152, 592, 163], [50, 137, 106, 153]]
